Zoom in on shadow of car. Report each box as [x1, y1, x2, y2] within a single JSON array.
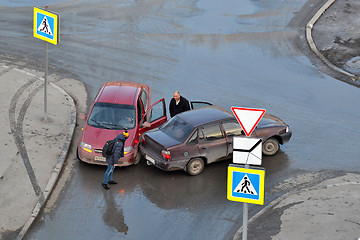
[[140, 105, 291, 175]]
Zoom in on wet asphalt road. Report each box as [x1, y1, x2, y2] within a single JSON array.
[[1, 0, 360, 239]]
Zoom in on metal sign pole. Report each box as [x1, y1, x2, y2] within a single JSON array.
[[230, 106, 266, 240], [44, 41, 48, 121], [34, 6, 59, 121], [242, 164, 249, 240]]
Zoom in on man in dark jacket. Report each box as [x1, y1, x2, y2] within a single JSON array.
[[169, 91, 190, 118], [102, 131, 129, 190]]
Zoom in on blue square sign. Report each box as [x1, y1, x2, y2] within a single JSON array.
[[33, 7, 59, 45], [227, 165, 265, 205]]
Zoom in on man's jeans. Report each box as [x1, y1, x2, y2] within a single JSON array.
[[103, 164, 115, 184]]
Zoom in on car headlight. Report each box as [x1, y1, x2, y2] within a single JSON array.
[[279, 126, 289, 135], [80, 141, 92, 153], [124, 146, 134, 155]]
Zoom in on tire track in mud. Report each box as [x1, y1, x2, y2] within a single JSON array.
[[8, 71, 45, 203]]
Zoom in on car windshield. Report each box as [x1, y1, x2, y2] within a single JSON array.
[[160, 116, 194, 142], [87, 102, 136, 130]]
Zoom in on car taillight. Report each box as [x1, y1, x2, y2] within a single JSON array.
[[141, 136, 146, 144], [161, 150, 171, 160], [135, 133, 142, 145]]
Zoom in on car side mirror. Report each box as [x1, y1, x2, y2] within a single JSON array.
[[79, 113, 86, 120], [142, 121, 151, 128]]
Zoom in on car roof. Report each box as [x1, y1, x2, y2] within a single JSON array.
[[95, 81, 148, 105], [177, 106, 234, 127]]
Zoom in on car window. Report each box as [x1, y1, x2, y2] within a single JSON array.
[[160, 116, 194, 142], [139, 90, 148, 110], [186, 130, 198, 145], [147, 100, 165, 123], [199, 124, 223, 144], [87, 102, 136, 130], [190, 101, 212, 110], [137, 97, 144, 124], [222, 121, 243, 137]]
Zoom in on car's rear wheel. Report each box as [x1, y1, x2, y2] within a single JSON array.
[[263, 138, 279, 156], [186, 158, 204, 176]]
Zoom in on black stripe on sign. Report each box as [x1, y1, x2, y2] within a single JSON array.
[[233, 139, 262, 153]]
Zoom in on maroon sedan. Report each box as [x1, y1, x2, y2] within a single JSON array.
[[140, 106, 291, 175], [77, 81, 167, 166]]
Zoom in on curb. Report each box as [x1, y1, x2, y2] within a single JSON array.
[[13, 69, 77, 240], [232, 181, 360, 240], [305, 0, 358, 81]]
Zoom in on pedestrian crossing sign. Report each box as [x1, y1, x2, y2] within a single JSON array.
[[227, 165, 265, 205], [33, 7, 59, 45]]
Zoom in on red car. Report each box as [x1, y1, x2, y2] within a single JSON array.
[[77, 81, 167, 166]]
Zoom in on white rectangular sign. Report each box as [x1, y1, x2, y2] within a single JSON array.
[[233, 137, 262, 165]]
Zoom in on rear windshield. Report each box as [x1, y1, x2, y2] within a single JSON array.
[[160, 116, 194, 142], [87, 102, 136, 130]]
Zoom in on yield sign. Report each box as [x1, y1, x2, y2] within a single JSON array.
[[231, 107, 266, 136]]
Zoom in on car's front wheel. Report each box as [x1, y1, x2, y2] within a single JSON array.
[[76, 147, 81, 160], [186, 158, 204, 176], [262, 138, 279, 156], [134, 151, 141, 165]]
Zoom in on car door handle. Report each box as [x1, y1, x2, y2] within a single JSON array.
[[202, 147, 207, 149]]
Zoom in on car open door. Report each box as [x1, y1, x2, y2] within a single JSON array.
[[190, 101, 213, 110], [139, 98, 167, 135]]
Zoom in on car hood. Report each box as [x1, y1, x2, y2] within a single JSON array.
[[81, 125, 134, 149], [258, 113, 287, 128], [144, 130, 182, 148]]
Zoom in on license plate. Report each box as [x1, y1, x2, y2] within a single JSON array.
[[146, 155, 155, 164], [95, 155, 106, 162]]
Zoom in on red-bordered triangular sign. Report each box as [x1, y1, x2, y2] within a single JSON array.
[[231, 107, 266, 136]]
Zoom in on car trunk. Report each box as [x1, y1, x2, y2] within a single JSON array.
[[143, 131, 181, 154]]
